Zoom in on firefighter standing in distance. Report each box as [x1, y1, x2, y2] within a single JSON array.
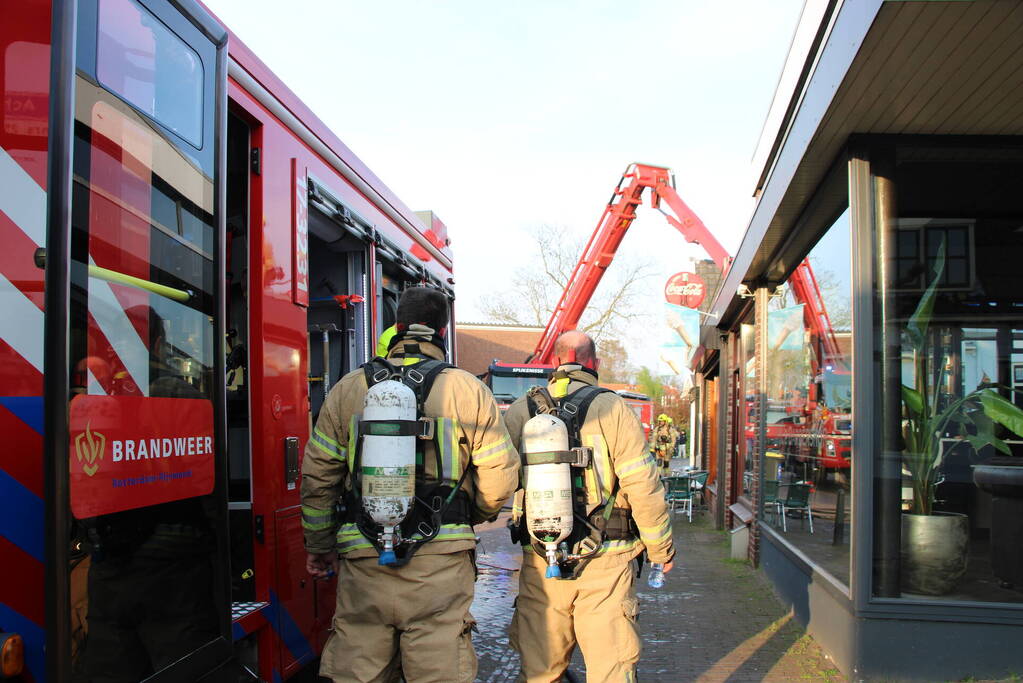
[[652, 414, 679, 476], [301, 287, 519, 683], [504, 331, 676, 682]]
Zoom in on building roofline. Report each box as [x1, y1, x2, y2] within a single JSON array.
[[707, 0, 882, 328]]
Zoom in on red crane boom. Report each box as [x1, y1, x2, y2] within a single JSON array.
[[788, 259, 845, 369], [530, 163, 731, 364]]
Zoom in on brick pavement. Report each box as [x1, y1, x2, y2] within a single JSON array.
[[471, 511, 846, 683]]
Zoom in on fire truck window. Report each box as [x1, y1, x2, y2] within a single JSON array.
[[763, 206, 852, 587], [96, 0, 204, 147]]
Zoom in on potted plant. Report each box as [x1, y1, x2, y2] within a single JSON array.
[[900, 245, 1023, 595]]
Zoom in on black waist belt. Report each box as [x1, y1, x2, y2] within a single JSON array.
[[439, 491, 472, 525], [345, 485, 472, 526], [591, 507, 636, 541]]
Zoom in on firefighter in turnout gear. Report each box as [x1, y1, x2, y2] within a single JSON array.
[[652, 414, 679, 476], [504, 331, 676, 682], [301, 287, 519, 683]]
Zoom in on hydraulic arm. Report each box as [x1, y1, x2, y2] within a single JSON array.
[[530, 163, 730, 365]]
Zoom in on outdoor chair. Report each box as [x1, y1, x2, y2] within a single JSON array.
[[763, 480, 779, 523], [690, 471, 709, 510], [776, 483, 813, 533], [663, 476, 695, 522]]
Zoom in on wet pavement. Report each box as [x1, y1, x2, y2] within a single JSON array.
[[470, 510, 846, 683]]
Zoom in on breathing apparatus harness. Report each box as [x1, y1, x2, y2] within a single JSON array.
[[513, 370, 637, 576], [345, 343, 472, 567]]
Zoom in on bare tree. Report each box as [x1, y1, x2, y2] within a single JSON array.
[[597, 338, 635, 384], [479, 224, 656, 346]]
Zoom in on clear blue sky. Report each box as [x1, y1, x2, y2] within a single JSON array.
[[204, 0, 806, 368]]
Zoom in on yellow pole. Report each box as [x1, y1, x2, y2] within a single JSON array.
[[88, 264, 192, 303]]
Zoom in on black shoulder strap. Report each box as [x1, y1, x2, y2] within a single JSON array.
[[525, 386, 556, 418], [399, 359, 451, 412], [362, 357, 398, 388], [557, 385, 611, 447]]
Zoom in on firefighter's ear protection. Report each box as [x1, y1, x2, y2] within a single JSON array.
[[556, 348, 599, 373]]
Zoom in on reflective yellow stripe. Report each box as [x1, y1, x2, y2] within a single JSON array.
[[337, 523, 362, 538], [473, 436, 512, 465], [336, 522, 474, 552], [302, 505, 335, 531], [337, 537, 374, 553], [411, 523, 474, 542], [618, 453, 653, 478], [638, 521, 673, 544], [524, 537, 640, 557], [437, 417, 460, 482], [602, 538, 640, 553], [314, 427, 342, 451], [311, 429, 344, 460]]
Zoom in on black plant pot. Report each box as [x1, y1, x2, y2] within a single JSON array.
[[973, 457, 1023, 589]]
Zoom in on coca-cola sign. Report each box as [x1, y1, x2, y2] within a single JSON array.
[[664, 271, 706, 308]]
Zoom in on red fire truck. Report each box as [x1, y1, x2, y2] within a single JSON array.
[[1, 1, 455, 680], [763, 259, 852, 481]]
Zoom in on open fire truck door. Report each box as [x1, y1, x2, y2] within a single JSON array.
[[41, 1, 233, 680]]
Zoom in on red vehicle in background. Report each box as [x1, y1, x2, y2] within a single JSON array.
[[762, 260, 852, 483], [1, 1, 454, 680], [486, 363, 653, 442], [617, 390, 655, 440], [487, 361, 551, 410]]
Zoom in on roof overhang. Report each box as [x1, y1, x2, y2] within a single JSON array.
[[708, 0, 1023, 329]]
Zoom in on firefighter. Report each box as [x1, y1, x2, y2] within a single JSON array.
[[504, 331, 676, 682], [302, 287, 519, 683], [652, 414, 678, 476]]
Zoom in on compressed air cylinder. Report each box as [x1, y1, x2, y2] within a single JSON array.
[[522, 414, 574, 579], [361, 379, 417, 565]]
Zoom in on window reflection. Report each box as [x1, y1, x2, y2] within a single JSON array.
[[875, 146, 1023, 602], [96, 0, 204, 146], [741, 322, 755, 497], [68, 73, 219, 676], [763, 208, 852, 587]]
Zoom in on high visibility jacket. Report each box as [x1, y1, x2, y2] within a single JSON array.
[[301, 338, 520, 558], [504, 364, 676, 565], [652, 424, 677, 454]]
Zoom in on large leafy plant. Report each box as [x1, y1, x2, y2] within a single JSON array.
[[901, 243, 1023, 515]]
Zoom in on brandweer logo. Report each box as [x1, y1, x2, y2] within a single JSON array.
[[74, 422, 105, 477]]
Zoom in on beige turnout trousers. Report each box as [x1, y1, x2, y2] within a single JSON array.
[[320, 552, 477, 683], [509, 552, 640, 683]]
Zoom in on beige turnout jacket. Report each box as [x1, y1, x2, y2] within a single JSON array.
[[301, 337, 519, 559], [503, 365, 675, 565]]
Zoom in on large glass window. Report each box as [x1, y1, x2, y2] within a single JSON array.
[[873, 143, 1023, 603], [763, 207, 853, 586]]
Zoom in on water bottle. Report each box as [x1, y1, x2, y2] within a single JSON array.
[[647, 562, 665, 589]]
